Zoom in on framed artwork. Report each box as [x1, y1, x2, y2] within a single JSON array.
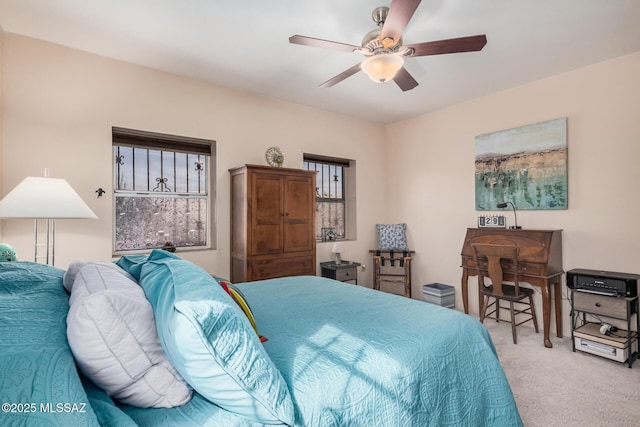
[[475, 118, 568, 211]]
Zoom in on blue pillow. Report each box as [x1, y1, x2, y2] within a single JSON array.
[[114, 254, 148, 280], [376, 223, 409, 250], [117, 250, 294, 425]]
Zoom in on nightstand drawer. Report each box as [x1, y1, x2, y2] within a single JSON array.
[[573, 292, 628, 318], [335, 268, 357, 282]]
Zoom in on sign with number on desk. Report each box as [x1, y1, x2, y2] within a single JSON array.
[[477, 215, 506, 228]]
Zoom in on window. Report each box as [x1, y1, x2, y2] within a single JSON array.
[[112, 127, 215, 253], [303, 154, 354, 241]]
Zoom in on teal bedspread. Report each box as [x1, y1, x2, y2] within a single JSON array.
[[0, 262, 102, 426], [123, 276, 522, 426], [240, 276, 522, 426]]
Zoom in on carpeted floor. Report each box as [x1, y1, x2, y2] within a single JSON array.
[[484, 320, 640, 426]]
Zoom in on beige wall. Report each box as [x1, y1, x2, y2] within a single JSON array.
[[0, 33, 386, 279], [386, 51, 640, 336]]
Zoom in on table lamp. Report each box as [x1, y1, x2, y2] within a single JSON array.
[[332, 242, 345, 265], [497, 201, 521, 229], [0, 175, 97, 265]]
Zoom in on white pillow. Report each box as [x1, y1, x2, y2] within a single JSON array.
[[63, 261, 135, 293], [66, 263, 192, 408]]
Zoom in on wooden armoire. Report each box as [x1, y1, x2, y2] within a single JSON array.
[[229, 164, 316, 282]]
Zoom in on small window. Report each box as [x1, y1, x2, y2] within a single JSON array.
[[303, 154, 353, 241], [112, 127, 216, 253]]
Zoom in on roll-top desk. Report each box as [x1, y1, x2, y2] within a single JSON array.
[[461, 228, 564, 348]]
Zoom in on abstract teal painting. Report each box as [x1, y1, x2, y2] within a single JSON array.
[[475, 118, 568, 210]]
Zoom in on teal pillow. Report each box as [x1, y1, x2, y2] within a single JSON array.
[[114, 254, 148, 280], [118, 250, 294, 425]]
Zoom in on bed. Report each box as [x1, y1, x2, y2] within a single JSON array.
[[0, 251, 522, 426]]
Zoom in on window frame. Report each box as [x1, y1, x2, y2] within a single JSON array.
[[112, 127, 216, 255], [303, 153, 353, 242]]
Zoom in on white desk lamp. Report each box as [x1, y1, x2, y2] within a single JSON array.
[[332, 242, 345, 265], [0, 175, 97, 265]]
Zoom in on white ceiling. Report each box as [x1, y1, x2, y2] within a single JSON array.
[[1, 0, 639, 124]]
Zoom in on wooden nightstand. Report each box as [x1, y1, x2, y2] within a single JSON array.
[[320, 261, 361, 284]]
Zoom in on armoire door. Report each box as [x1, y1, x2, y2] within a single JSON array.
[[251, 172, 283, 255], [283, 174, 315, 253]]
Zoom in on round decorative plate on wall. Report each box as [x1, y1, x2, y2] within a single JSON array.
[[264, 146, 284, 167]]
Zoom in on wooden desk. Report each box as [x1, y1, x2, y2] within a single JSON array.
[[460, 228, 563, 348]]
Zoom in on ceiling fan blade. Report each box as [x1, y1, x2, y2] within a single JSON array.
[[405, 34, 487, 57], [289, 35, 360, 53], [393, 67, 419, 92], [380, 0, 422, 47], [319, 63, 362, 88]]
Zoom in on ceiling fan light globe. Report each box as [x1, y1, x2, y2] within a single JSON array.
[[361, 54, 404, 83]]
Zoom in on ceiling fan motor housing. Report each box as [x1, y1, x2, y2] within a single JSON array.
[[362, 7, 402, 53]]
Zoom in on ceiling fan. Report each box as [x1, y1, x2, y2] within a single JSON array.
[[289, 0, 487, 91]]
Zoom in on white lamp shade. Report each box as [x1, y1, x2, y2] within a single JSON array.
[[332, 242, 345, 254], [0, 176, 97, 219], [361, 54, 404, 83]]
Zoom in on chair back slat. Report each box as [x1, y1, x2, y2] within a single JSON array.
[[471, 242, 520, 296]]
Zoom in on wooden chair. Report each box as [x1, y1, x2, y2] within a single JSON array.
[[471, 242, 538, 344], [369, 250, 414, 298]]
